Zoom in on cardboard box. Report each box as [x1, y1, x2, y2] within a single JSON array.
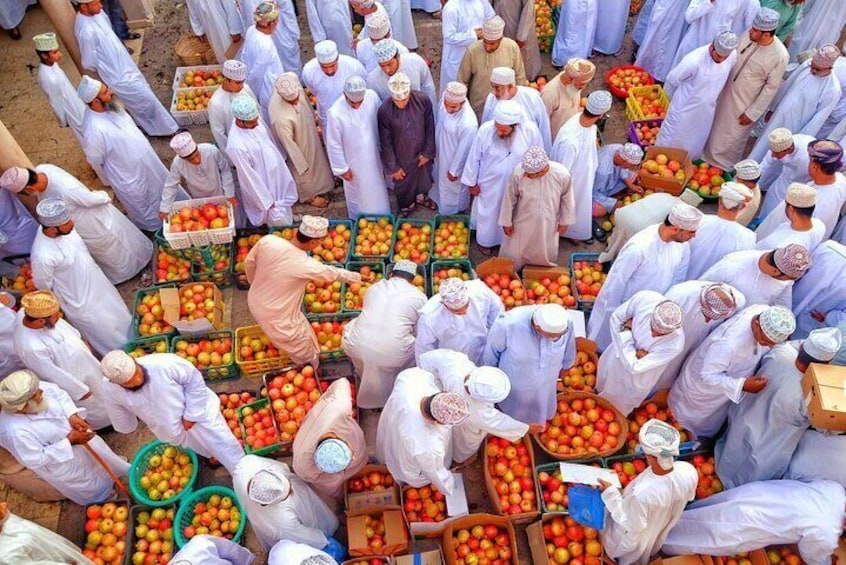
[[343, 558, 390, 565], [802, 363, 846, 432], [161, 282, 224, 335], [650, 556, 716, 565], [393, 550, 446, 565], [714, 549, 769, 565], [475, 257, 518, 281], [345, 465, 401, 513], [347, 505, 410, 557], [442, 513, 519, 565], [521, 265, 570, 284], [637, 146, 694, 196], [401, 475, 469, 538], [483, 435, 541, 523]]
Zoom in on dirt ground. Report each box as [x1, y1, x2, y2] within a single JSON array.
[[0, 1, 646, 562]]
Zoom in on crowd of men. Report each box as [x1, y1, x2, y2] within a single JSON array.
[[2, 0, 846, 564]]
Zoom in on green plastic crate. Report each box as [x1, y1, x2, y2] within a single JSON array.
[[268, 222, 300, 241], [350, 213, 396, 261], [391, 218, 434, 265], [127, 504, 176, 562], [238, 397, 282, 456], [232, 228, 268, 289], [170, 330, 239, 381], [687, 159, 735, 201], [311, 219, 354, 266], [151, 244, 192, 285], [124, 335, 170, 358], [432, 214, 471, 260], [302, 278, 346, 321], [340, 260, 386, 313], [311, 313, 358, 362], [430, 259, 476, 294], [131, 284, 178, 339], [128, 441, 199, 507], [173, 486, 246, 549]]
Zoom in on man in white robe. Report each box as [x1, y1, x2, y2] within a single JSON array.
[[588, 202, 702, 351], [0, 501, 99, 565], [268, 540, 338, 565], [551, 0, 597, 67], [756, 182, 826, 251], [208, 60, 259, 152], [493, 0, 541, 80], [733, 159, 764, 226], [74, 0, 177, 136], [757, 129, 814, 219], [499, 146, 575, 268], [432, 82, 478, 214], [77, 77, 172, 232], [240, 0, 301, 76], [239, 4, 286, 109], [749, 46, 842, 162], [716, 327, 840, 488], [0, 163, 152, 284], [232, 454, 339, 550], [100, 350, 245, 473], [703, 9, 790, 170], [786, 430, 846, 487], [186, 0, 242, 65], [658, 32, 739, 160], [368, 0, 417, 50], [367, 39, 438, 106], [592, 143, 644, 219], [325, 76, 391, 218], [441, 0, 495, 92], [658, 281, 745, 391], [599, 420, 698, 565], [416, 277, 503, 365], [662, 479, 845, 565], [631, 0, 655, 46], [13, 290, 111, 430], [0, 192, 36, 260], [418, 349, 530, 464], [787, 0, 846, 61], [226, 95, 298, 227], [0, 0, 34, 38], [462, 99, 543, 252], [33, 33, 85, 140], [304, 40, 368, 125], [484, 304, 576, 426], [342, 261, 427, 409], [672, 0, 751, 68], [542, 58, 595, 140], [791, 240, 846, 339], [30, 198, 131, 356], [634, 0, 691, 82], [481, 67, 552, 151], [0, 371, 129, 506], [376, 371, 469, 494], [305, 0, 353, 57], [597, 293, 685, 417], [355, 11, 409, 74], [594, 0, 631, 56], [686, 182, 756, 279], [552, 91, 613, 241], [0, 294, 23, 379], [819, 54, 846, 139], [161, 131, 236, 217], [171, 535, 255, 565], [668, 304, 795, 439]]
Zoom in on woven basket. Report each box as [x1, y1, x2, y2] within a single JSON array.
[[175, 35, 215, 66]]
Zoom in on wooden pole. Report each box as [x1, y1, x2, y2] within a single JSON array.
[[0, 120, 38, 216], [40, 0, 84, 74]]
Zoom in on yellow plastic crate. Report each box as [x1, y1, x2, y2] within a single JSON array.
[[234, 325, 291, 378], [626, 85, 669, 122]]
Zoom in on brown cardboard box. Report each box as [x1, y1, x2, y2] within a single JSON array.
[[522, 265, 570, 283], [483, 435, 541, 524], [393, 550, 446, 565], [637, 146, 695, 196], [442, 514, 519, 565], [475, 257, 518, 280], [345, 464, 401, 513], [161, 282, 224, 335], [802, 363, 846, 432], [650, 556, 716, 565], [527, 515, 612, 565], [343, 557, 391, 565], [401, 475, 468, 538], [347, 505, 410, 557]]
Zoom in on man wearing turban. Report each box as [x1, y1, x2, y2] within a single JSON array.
[[757, 129, 814, 219], [440, 0, 495, 92], [302, 40, 367, 126], [239, 1, 287, 109], [541, 58, 595, 140]]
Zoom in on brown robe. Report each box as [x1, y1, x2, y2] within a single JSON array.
[[493, 0, 542, 81], [457, 37, 528, 120]]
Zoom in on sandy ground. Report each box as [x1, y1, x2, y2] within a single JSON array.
[[0, 1, 646, 562]]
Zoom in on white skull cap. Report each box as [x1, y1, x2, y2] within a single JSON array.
[[482, 16, 505, 41], [533, 304, 569, 334], [522, 146, 549, 174], [392, 259, 418, 277], [490, 67, 516, 86], [275, 72, 300, 100], [586, 90, 612, 115], [439, 277, 469, 309], [222, 60, 247, 81], [78, 75, 103, 104], [713, 30, 739, 57], [248, 468, 291, 504], [768, 128, 793, 152], [373, 39, 399, 63], [100, 350, 137, 385], [619, 143, 644, 166], [388, 72, 411, 99], [366, 11, 391, 39], [785, 182, 816, 208], [759, 306, 796, 343], [33, 32, 59, 52], [639, 419, 680, 470], [467, 366, 511, 403], [344, 76, 367, 102], [493, 99, 522, 125], [170, 132, 197, 158], [0, 166, 29, 193], [444, 82, 467, 104], [231, 95, 260, 121], [804, 327, 842, 362], [299, 215, 329, 238], [734, 158, 762, 180], [315, 40, 339, 64], [36, 197, 70, 227], [668, 201, 704, 231], [651, 300, 684, 334]]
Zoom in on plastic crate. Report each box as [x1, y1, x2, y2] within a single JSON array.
[[605, 65, 655, 99], [81, 500, 131, 562], [170, 330, 238, 381], [391, 218, 434, 265], [151, 244, 192, 285], [131, 284, 178, 339], [310, 219, 354, 266], [238, 397, 282, 456], [303, 279, 346, 320], [127, 504, 176, 563], [687, 159, 735, 201], [124, 335, 170, 358], [232, 228, 268, 289], [568, 253, 612, 312], [234, 325, 291, 377], [173, 486, 246, 549], [261, 365, 322, 451], [128, 441, 199, 507], [190, 242, 233, 287], [153, 230, 195, 262], [432, 214, 471, 260], [268, 221, 300, 242], [627, 118, 664, 149], [340, 261, 386, 313], [351, 214, 396, 261], [387, 261, 431, 297], [170, 85, 218, 126], [162, 196, 235, 250], [625, 85, 669, 122], [310, 313, 358, 362], [172, 64, 223, 91], [430, 260, 476, 294]]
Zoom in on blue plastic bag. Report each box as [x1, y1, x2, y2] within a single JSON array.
[[323, 536, 347, 562], [568, 484, 606, 531]]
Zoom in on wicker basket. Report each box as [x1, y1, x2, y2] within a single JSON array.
[[174, 35, 215, 66]]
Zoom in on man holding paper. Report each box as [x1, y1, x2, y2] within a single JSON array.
[[598, 420, 698, 565]]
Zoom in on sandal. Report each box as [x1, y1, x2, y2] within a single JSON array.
[[415, 195, 437, 210], [399, 204, 416, 218], [125, 32, 141, 40], [308, 195, 330, 208]]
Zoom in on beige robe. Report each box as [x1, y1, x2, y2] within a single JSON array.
[[493, 0, 541, 81], [736, 183, 762, 227], [268, 88, 335, 203], [703, 34, 789, 170], [291, 378, 368, 501], [245, 236, 357, 366], [457, 38, 528, 119], [541, 72, 583, 140], [498, 161, 575, 269]]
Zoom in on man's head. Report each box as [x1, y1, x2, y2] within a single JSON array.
[[439, 277, 470, 315], [76, 0, 103, 16], [614, 143, 643, 171], [761, 244, 811, 281], [101, 350, 146, 388], [253, 1, 280, 33], [808, 139, 844, 177], [78, 76, 114, 110], [344, 76, 368, 108], [718, 181, 753, 215], [710, 30, 739, 63], [36, 197, 74, 236], [350, 0, 377, 16], [784, 182, 816, 221], [799, 327, 842, 370], [314, 437, 353, 474], [493, 99, 522, 138], [532, 304, 570, 341], [231, 95, 260, 129], [366, 11, 391, 42], [374, 39, 401, 76], [651, 300, 683, 338], [562, 57, 595, 89], [583, 90, 612, 124], [390, 260, 418, 284], [247, 468, 291, 506], [443, 81, 468, 114], [481, 16, 505, 53], [20, 290, 62, 330], [34, 32, 61, 65], [522, 145, 550, 179], [811, 44, 839, 77], [222, 59, 248, 93], [388, 72, 412, 109], [639, 419, 681, 472], [465, 366, 511, 404], [0, 166, 46, 196], [315, 40, 340, 75], [733, 158, 762, 189], [490, 67, 517, 100], [749, 7, 779, 42], [0, 370, 47, 414], [768, 128, 795, 159], [0, 291, 15, 310], [295, 215, 330, 251], [752, 306, 796, 347], [170, 131, 201, 166], [699, 283, 738, 323], [421, 392, 471, 425], [662, 201, 703, 242], [275, 72, 301, 103]]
